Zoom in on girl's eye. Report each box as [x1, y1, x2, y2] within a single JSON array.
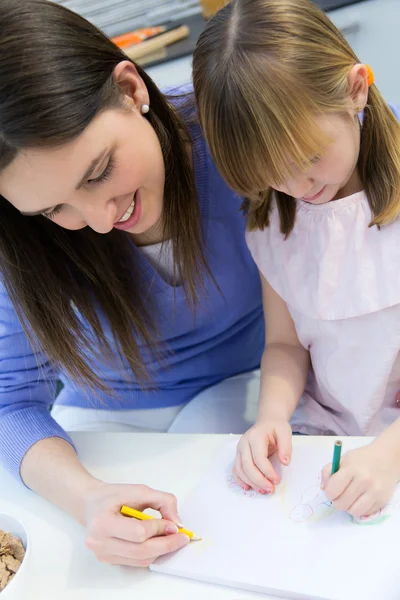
[[88, 155, 115, 185], [309, 155, 322, 165], [43, 205, 63, 219]]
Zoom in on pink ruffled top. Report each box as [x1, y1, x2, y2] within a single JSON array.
[[246, 192, 400, 435]]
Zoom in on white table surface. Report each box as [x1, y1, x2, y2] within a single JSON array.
[[0, 433, 363, 600]]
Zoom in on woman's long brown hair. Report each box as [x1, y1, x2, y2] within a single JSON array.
[[193, 0, 400, 236], [0, 0, 208, 390]]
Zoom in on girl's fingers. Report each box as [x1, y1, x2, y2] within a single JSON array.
[[347, 493, 376, 519], [240, 444, 275, 492], [234, 451, 256, 489], [330, 477, 365, 512], [250, 437, 280, 486], [275, 423, 292, 466], [232, 469, 250, 491], [323, 468, 353, 501], [320, 463, 332, 489]]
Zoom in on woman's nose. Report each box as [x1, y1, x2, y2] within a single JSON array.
[[80, 197, 118, 234]]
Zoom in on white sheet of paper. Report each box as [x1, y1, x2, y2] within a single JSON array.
[[151, 437, 400, 599]]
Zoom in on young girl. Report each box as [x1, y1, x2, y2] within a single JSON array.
[[0, 0, 263, 566], [193, 0, 400, 519]]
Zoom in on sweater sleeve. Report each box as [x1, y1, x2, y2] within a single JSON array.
[[0, 283, 75, 481]]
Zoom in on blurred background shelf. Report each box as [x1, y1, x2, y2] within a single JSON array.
[[55, 0, 400, 103], [56, 0, 202, 38]]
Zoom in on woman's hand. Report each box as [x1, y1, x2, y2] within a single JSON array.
[[233, 419, 292, 493], [84, 482, 190, 566]]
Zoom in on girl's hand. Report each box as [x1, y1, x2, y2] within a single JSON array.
[[84, 482, 190, 567], [321, 439, 400, 517], [233, 419, 292, 493]]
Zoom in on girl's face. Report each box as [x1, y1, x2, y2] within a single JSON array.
[[0, 63, 165, 242], [273, 112, 362, 204]]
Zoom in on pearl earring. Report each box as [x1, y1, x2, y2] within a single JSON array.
[[141, 104, 150, 114]]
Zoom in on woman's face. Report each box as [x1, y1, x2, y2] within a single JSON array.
[[0, 63, 165, 240]]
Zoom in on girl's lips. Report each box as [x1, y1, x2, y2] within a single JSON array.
[[113, 190, 142, 231], [302, 185, 327, 202]]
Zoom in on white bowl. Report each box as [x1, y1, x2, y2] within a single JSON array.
[[0, 514, 29, 597]]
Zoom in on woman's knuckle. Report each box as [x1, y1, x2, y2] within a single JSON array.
[[135, 525, 147, 543], [136, 484, 150, 494]]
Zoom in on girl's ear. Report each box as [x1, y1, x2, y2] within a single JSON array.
[[347, 63, 370, 113]]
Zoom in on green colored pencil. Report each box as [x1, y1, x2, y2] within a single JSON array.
[[331, 440, 342, 475]]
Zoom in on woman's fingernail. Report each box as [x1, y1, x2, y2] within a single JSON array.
[[258, 489, 267, 495], [282, 456, 289, 465], [165, 524, 178, 535], [242, 484, 250, 491]]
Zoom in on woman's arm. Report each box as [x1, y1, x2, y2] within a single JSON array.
[[0, 283, 188, 567], [21, 437, 101, 524]]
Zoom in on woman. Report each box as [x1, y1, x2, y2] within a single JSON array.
[[0, 0, 263, 566]]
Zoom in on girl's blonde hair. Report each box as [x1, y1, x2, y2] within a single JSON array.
[[193, 0, 400, 235]]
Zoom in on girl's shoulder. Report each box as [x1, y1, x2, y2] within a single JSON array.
[[246, 192, 400, 320]]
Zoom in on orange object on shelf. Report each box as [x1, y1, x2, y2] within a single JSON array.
[[112, 26, 165, 49], [124, 25, 190, 61]]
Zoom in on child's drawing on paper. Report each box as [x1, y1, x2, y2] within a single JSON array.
[[280, 476, 400, 526], [280, 482, 335, 524], [191, 536, 216, 556]]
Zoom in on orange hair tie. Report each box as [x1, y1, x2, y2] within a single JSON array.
[[366, 64, 375, 87]]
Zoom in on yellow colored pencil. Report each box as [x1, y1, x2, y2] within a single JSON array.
[[120, 505, 201, 541]]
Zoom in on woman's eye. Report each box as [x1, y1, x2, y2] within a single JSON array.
[[43, 205, 63, 219], [88, 155, 115, 185], [309, 155, 322, 165]]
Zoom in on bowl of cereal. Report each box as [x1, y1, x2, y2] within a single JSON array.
[[0, 514, 28, 596]]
